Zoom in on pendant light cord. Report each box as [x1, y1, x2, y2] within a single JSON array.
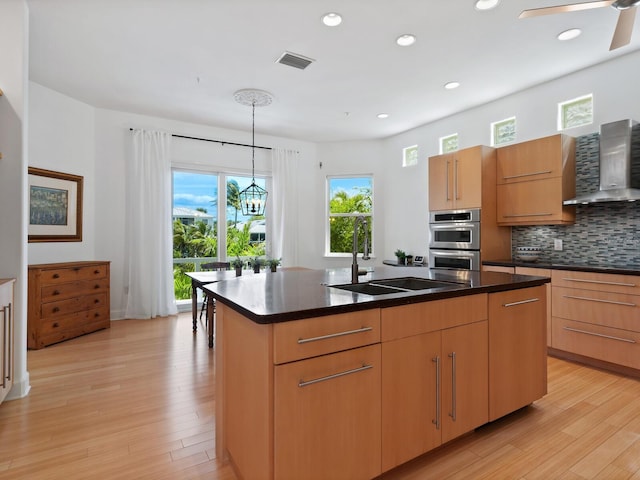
[[251, 102, 256, 182]]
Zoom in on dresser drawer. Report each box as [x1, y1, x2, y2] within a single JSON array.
[[41, 293, 108, 319], [41, 278, 109, 302], [273, 309, 380, 364], [552, 270, 640, 295], [38, 263, 108, 286], [552, 318, 640, 370], [553, 286, 640, 332], [38, 306, 109, 336]]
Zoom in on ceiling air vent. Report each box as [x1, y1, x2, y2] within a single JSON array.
[[276, 51, 314, 70]]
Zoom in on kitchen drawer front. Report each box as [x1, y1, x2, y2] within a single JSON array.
[[552, 270, 640, 295], [38, 307, 109, 336], [497, 178, 567, 225], [496, 134, 564, 184], [553, 286, 640, 332], [40, 293, 108, 319], [273, 309, 380, 364], [38, 263, 108, 285], [41, 278, 110, 302], [552, 318, 640, 370], [381, 293, 487, 342]]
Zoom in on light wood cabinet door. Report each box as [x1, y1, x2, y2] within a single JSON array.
[[488, 285, 547, 421], [482, 265, 515, 273], [497, 177, 574, 225], [428, 146, 483, 211], [515, 267, 552, 347], [441, 321, 488, 443], [496, 134, 570, 184], [381, 320, 488, 471], [274, 344, 381, 480], [381, 332, 440, 472]]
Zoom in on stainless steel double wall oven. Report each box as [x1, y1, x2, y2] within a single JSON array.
[[428, 209, 481, 271]]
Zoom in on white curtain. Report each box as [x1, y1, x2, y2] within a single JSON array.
[[125, 129, 178, 319], [270, 148, 300, 266]]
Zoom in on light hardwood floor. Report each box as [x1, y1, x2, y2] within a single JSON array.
[[1, 313, 640, 479]]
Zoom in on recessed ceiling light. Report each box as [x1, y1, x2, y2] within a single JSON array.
[[557, 28, 582, 41], [322, 12, 342, 27], [445, 81, 461, 90], [396, 34, 416, 46], [377, 113, 389, 119], [475, 0, 500, 10]]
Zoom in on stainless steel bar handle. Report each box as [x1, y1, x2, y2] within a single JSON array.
[[2, 305, 7, 388], [298, 364, 373, 387], [446, 160, 451, 200], [454, 159, 459, 200], [503, 298, 540, 307], [562, 295, 636, 307], [503, 170, 552, 180], [563, 326, 636, 344], [502, 213, 553, 218], [448, 352, 456, 421], [432, 356, 441, 430], [6, 303, 10, 382], [297, 326, 373, 344], [562, 278, 636, 288]]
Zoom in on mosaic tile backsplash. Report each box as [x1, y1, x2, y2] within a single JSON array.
[[512, 132, 640, 268]]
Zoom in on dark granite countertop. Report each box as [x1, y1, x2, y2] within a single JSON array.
[[483, 260, 640, 276], [203, 266, 549, 324]]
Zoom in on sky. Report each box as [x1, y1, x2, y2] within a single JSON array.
[[172, 171, 266, 223]]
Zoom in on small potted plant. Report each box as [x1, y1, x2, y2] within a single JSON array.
[[267, 258, 281, 272], [231, 257, 244, 276], [394, 249, 406, 265], [251, 257, 263, 273]]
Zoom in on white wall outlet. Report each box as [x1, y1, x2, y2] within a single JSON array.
[[554, 239, 563, 251]]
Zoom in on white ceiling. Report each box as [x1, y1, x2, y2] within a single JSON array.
[[26, 0, 640, 143]]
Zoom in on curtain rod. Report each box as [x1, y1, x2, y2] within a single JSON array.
[[129, 128, 272, 150]]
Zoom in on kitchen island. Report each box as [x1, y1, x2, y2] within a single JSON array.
[[204, 267, 550, 480]]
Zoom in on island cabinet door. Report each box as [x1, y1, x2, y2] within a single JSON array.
[[381, 331, 441, 472], [273, 343, 381, 480], [440, 320, 488, 444], [488, 285, 547, 421]]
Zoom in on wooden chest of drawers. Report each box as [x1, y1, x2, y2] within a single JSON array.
[[28, 261, 110, 349]]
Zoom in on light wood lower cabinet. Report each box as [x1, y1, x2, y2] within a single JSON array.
[[515, 267, 552, 347], [0, 279, 15, 405], [274, 344, 381, 480], [380, 295, 488, 473], [381, 321, 488, 472], [551, 270, 640, 370], [488, 285, 547, 421]]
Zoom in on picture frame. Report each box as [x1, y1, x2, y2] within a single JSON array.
[[28, 167, 83, 243]]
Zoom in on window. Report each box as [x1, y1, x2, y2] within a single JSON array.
[[172, 170, 268, 302], [491, 117, 516, 146], [440, 134, 459, 154], [558, 94, 593, 130], [403, 145, 418, 167], [327, 176, 373, 255]]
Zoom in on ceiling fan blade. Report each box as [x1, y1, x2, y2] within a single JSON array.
[[610, 7, 636, 49], [519, 0, 614, 19]]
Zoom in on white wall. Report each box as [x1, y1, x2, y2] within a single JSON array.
[[0, 0, 29, 399], [28, 82, 96, 263]]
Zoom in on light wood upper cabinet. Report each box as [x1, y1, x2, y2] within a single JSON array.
[[496, 134, 576, 225], [429, 146, 492, 211]]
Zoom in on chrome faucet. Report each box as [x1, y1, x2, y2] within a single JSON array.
[[352, 216, 370, 284]]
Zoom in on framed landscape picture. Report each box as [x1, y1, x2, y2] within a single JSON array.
[[28, 167, 83, 243]]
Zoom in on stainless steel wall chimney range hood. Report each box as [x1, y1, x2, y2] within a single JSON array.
[[564, 119, 640, 205]]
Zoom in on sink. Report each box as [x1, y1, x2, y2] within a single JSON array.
[[329, 282, 402, 296], [328, 277, 466, 296], [372, 277, 463, 291]]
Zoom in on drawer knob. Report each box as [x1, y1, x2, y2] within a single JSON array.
[[94, 299, 100, 304], [94, 284, 100, 289], [52, 307, 60, 313], [52, 274, 60, 279], [52, 322, 59, 328], [52, 290, 60, 296], [94, 312, 100, 318], [94, 270, 100, 274]]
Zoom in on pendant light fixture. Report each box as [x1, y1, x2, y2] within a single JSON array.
[[233, 88, 273, 216]]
